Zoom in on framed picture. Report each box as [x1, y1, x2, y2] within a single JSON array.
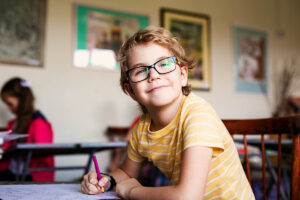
[[233, 26, 268, 94], [160, 8, 211, 90], [0, 0, 46, 67], [73, 4, 149, 70]]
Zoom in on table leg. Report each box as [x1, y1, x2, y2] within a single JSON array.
[[15, 154, 22, 181], [84, 151, 95, 175], [21, 151, 32, 181]]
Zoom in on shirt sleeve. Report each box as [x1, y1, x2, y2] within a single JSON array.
[[127, 124, 145, 163], [130, 116, 140, 128], [182, 102, 225, 157]]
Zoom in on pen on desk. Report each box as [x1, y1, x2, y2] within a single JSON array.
[[92, 155, 105, 193]]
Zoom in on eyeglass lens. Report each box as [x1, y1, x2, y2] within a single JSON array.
[[128, 57, 176, 82]]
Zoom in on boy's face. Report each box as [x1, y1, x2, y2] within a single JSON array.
[[125, 42, 188, 111]]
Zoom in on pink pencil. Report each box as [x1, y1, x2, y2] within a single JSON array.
[[93, 155, 102, 180], [92, 155, 104, 193]]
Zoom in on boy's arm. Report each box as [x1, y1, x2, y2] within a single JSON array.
[[120, 146, 212, 200], [110, 156, 143, 183]]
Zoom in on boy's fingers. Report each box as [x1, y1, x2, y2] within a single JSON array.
[[83, 179, 92, 192], [81, 184, 90, 194], [88, 172, 98, 184], [88, 172, 97, 179], [89, 177, 98, 185], [81, 180, 88, 193], [87, 184, 99, 194], [83, 181, 90, 192], [99, 176, 109, 187], [81, 184, 88, 194], [81, 172, 101, 194]]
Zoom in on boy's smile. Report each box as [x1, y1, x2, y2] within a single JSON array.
[[147, 84, 169, 93], [126, 42, 188, 112]]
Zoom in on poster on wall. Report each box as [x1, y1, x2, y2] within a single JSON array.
[[233, 26, 268, 94], [0, 0, 46, 67], [73, 4, 149, 70], [160, 8, 211, 91]]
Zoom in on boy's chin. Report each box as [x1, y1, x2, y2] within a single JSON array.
[[148, 96, 180, 108]]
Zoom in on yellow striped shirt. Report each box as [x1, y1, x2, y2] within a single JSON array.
[[128, 93, 254, 199]]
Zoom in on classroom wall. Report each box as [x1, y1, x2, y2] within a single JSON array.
[[0, 0, 299, 181]]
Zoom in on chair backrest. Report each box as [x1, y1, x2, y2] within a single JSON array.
[[222, 115, 300, 200], [106, 126, 129, 141]]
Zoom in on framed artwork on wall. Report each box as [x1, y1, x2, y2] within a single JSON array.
[[73, 4, 149, 70], [0, 0, 46, 67], [233, 26, 268, 94], [160, 8, 211, 90]]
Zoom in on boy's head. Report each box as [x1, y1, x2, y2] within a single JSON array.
[[118, 26, 196, 113]]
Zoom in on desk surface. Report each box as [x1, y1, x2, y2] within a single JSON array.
[[0, 183, 120, 200], [234, 138, 292, 145], [2, 142, 127, 158], [234, 138, 293, 154], [1, 142, 128, 181], [234, 138, 292, 148]]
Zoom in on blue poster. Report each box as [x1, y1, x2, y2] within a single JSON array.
[[234, 27, 268, 94]]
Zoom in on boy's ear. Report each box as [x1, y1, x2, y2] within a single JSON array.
[[180, 65, 188, 86], [124, 83, 137, 101]]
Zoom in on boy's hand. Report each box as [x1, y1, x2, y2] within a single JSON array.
[[81, 171, 111, 194], [116, 178, 142, 199]]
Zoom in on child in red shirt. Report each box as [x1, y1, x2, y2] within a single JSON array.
[[0, 77, 54, 181]]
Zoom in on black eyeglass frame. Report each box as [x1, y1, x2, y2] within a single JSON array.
[[126, 56, 178, 83]]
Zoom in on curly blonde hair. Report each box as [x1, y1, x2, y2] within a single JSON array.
[[118, 26, 196, 113]]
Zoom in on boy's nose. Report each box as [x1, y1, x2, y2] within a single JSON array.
[[148, 67, 160, 82]]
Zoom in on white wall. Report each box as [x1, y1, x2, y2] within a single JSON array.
[[0, 0, 299, 181]]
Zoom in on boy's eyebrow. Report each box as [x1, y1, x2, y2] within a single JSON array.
[[131, 56, 170, 68], [131, 62, 147, 68]]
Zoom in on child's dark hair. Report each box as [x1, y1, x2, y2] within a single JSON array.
[[1, 77, 35, 134], [118, 26, 197, 113]]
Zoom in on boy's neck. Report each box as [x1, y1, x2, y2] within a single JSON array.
[[148, 93, 184, 131]]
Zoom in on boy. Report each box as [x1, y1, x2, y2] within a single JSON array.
[[81, 26, 254, 200]]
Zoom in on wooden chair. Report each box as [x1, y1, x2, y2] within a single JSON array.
[[222, 115, 300, 200], [106, 126, 129, 140], [106, 126, 130, 172]]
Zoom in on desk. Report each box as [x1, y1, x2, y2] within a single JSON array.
[[234, 138, 293, 153], [1, 142, 127, 181], [0, 183, 120, 199]]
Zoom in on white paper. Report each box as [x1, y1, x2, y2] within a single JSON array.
[[0, 131, 27, 142], [0, 184, 120, 200], [0, 131, 9, 137]]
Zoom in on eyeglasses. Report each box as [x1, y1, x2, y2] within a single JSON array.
[[126, 56, 178, 83]]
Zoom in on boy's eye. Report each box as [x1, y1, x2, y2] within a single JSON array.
[[159, 58, 175, 68], [135, 68, 147, 75], [159, 63, 170, 67]]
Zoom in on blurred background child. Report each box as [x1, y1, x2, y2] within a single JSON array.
[[0, 77, 54, 182]]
